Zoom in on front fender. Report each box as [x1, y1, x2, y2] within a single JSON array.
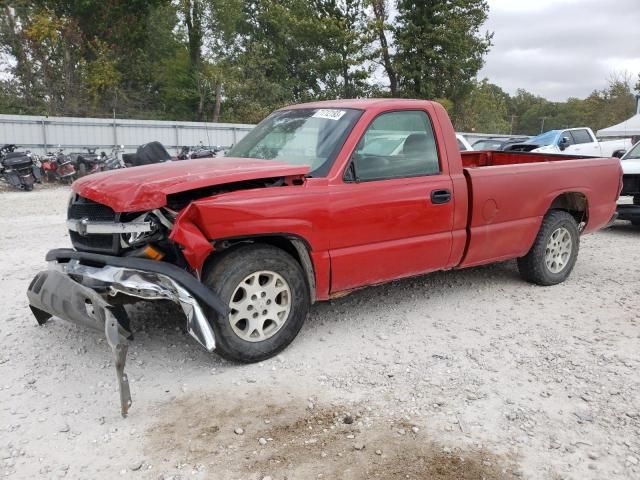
[[169, 203, 214, 271]]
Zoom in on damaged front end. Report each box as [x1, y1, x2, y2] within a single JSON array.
[[27, 248, 226, 417]]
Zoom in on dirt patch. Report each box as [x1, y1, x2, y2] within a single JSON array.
[[146, 391, 519, 479]]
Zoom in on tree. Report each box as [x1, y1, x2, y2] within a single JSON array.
[[454, 79, 510, 133], [394, 0, 492, 105], [314, 0, 372, 99], [0, 0, 180, 117], [366, 0, 397, 95]]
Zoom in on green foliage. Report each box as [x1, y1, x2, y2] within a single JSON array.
[[454, 79, 510, 133], [394, 0, 492, 104], [0, 0, 637, 136], [504, 75, 637, 135]]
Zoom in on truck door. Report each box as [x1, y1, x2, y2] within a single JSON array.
[[328, 109, 455, 292], [565, 129, 601, 156]]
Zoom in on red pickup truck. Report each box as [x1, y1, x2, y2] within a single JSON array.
[[27, 99, 621, 415]]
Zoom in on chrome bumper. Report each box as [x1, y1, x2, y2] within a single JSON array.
[[66, 218, 153, 235], [53, 260, 217, 351], [26, 249, 226, 417]]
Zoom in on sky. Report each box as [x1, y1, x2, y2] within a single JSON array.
[[478, 0, 640, 101]]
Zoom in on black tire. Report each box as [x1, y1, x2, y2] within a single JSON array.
[[78, 162, 87, 177], [203, 244, 310, 363], [23, 183, 33, 191], [517, 210, 580, 286]]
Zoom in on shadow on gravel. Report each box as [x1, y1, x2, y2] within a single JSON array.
[[109, 260, 522, 361], [116, 262, 527, 363], [604, 221, 640, 237], [146, 391, 519, 480]]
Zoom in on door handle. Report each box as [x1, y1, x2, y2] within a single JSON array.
[[431, 189, 451, 204]]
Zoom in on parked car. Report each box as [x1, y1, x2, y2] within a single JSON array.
[[456, 133, 473, 151], [506, 128, 631, 157], [472, 137, 530, 151], [27, 99, 621, 416], [616, 140, 640, 225]]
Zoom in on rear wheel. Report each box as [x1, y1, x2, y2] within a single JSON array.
[[517, 210, 579, 286], [203, 244, 310, 363]]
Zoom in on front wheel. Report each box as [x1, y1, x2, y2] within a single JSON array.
[[517, 210, 580, 286], [203, 244, 310, 363]]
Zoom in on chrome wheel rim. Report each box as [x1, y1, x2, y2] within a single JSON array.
[[228, 270, 291, 342], [545, 227, 572, 274]]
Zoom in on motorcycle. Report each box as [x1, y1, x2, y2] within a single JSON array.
[[100, 145, 127, 170], [73, 147, 104, 177], [0, 144, 42, 191], [123, 141, 171, 167], [41, 147, 76, 184], [177, 144, 225, 160]]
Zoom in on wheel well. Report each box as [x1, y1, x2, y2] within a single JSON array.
[[208, 235, 316, 302], [548, 192, 588, 227]]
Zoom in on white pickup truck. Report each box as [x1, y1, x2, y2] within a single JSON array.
[[507, 127, 631, 157], [617, 140, 640, 225]]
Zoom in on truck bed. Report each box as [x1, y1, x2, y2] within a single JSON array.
[[457, 151, 621, 268], [461, 150, 593, 168]]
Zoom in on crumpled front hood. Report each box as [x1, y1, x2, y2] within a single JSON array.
[[73, 157, 309, 212]]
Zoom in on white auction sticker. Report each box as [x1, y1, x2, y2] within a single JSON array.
[[312, 109, 346, 121]]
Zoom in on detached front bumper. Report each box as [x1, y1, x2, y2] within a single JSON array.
[[26, 249, 226, 416]]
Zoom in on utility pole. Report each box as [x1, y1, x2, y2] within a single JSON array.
[[510, 115, 517, 135], [540, 117, 546, 134]]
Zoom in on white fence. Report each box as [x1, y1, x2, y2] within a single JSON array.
[[0, 114, 254, 155]]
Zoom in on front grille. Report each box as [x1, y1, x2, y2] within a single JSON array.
[[622, 175, 640, 196], [68, 196, 120, 254], [69, 231, 118, 251], [68, 196, 116, 221]]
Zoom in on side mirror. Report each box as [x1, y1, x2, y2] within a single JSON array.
[[344, 157, 359, 182], [612, 149, 626, 159], [558, 137, 569, 151]]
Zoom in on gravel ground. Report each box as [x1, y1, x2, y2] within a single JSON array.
[[1, 187, 639, 480]]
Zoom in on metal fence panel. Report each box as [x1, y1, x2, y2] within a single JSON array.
[[0, 114, 255, 155]]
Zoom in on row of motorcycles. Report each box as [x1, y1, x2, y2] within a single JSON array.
[[0, 141, 227, 192], [0, 144, 126, 191]]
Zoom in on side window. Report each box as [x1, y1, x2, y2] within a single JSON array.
[[560, 131, 576, 146], [457, 139, 468, 151], [571, 129, 593, 144], [349, 110, 440, 182]]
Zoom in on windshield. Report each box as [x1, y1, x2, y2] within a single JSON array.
[[473, 140, 504, 150], [526, 130, 560, 146], [227, 108, 362, 176], [623, 141, 640, 160]]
